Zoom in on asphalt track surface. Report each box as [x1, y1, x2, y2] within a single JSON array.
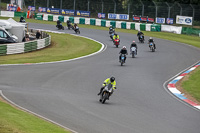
[[1, 23, 200, 133]]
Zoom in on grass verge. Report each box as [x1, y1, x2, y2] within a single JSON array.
[[0, 16, 200, 48], [0, 32, 101, 64], [0, 98, 71, 133], [181, 67, 200, 103]]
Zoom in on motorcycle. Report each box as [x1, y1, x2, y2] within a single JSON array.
[[113, 38, 120, 48], [99, 83, 113, 104], [74, 26, 80, 34], [120, 54, 126, 66], [149, 43, 155, 52], [67, 23, 74, 30], [56, 24, 64, 30], [139, 35, 144, 43], [130, 47, 136, 58]]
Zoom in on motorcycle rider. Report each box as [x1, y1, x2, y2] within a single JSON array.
[[20, 16, 25, 22], [119, 46, 128, 62], [66, 20, 72, 29], [148, 37, 156, 49], [113, 33, 120, 40], [109, 25, 115, 34], [56, 19, 62, 29], [97, 77, 117, 98], [130, 41, 138, 55], [137, 30, 144, 42]]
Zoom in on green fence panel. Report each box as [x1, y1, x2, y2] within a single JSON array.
[[181, 27, 200, 36], [110, 21, 116, 28], [0, 45, 7, 50], [24, 42, 32, 52], [121, 22, 126, 29], [36, 14, 43, 20], [31, 41, 38, 51], [14, 12, 26, 18], [130, 23, 135, 30], [90, 19, 96, 25], [151, 24, 161, 32], [140, 23, 146, 31], [48, 15, 53, 21], [101, 20, 106, 27], [79, 18, 85, 24], [45, 38, 50, 47], [58, 16, 64, 22], [69, 17, 74, 23], [0, 50, 7, 56]]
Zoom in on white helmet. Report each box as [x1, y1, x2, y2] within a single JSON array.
[[150, 37, 153, 39], [123, 46, 126, 49]]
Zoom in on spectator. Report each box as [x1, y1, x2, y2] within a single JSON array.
[[36, 30, 41, 39], [22, 32, 30, 42]]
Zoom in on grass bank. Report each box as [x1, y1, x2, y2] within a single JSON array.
[[0, 98, 71, 133], [181, 67, 200, 103], [0, 16, 200, 48], [0, 32, 101, 64]]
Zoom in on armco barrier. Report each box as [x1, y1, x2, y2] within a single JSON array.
[[0, 31, 51, 56], [0, 11, 14, 17]]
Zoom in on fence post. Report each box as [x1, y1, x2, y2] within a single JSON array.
[[87, 0, 90, 11], [73, 0, 76, 10], [139, 0, 144, 16], [60, 0, 62, 9], [190, 4, 195, 20], [152, 1, 157, 18], [112, 0, 116, 14], [34, 0, 36, 7], [101, 0, 104, 13], [128, 4, 130, 15], [166, 2, 170, 18], [177, 2, 182, 15], [47, 0, 49, 8]]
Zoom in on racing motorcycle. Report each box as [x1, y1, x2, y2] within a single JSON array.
[[110, 32, 114, 41], [130, 47, 136, 58], [74, 26, 80, 34], [120, 54, 126, 66], [99, 83, 113, 104], [139, 35, 144, 43], [113, 38, 120, 48], [56, 23, 64, 30], [149, 42, 155, 52]]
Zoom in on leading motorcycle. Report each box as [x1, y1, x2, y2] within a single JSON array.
[[139, 35, 144, 43], [120, 54, 126, 66], [56, 24, 64, 30], [99, 83, 113, 104], [130, 47, 136, 58], [149, 42, 155, 52], [113, 38, 120, 48], [74, 26, 80, 34]]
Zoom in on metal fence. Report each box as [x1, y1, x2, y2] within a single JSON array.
[[1, 0, 200, 24]]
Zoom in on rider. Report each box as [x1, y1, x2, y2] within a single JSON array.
[[20, 16, 25, 22], [137, 30, 144, 41], [57, 19, 62, 28], [109, 25, 115, 34], [113, 33, 120, 41], [97, 77, 117, 97], [130, 41, 138, 55], [66, 20, 71, 28], [148, 37, 156, 49], [119, 46, 128, 62]]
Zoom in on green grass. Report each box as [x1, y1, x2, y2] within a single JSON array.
[[181, 67, 200, 103], [0, 100, 71, 133], [0, 32, 101, 64]]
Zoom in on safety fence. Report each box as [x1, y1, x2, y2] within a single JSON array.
[[0, 31, 51, 56], [1, 10, 200, 36]]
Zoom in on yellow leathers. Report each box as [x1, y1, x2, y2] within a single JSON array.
[[102, 78, 116, 89]]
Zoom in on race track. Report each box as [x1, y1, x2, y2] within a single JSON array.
[[0, 23, 200, 133]]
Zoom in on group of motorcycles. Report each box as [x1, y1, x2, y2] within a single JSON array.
[[138, 34, 155, 52], [56, 20, 80, 34]]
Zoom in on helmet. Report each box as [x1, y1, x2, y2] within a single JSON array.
[[150, 37, 153, 39], [123, 46, 126, 49], [132, 41, 135, 43], [110, 77, 115, 82]]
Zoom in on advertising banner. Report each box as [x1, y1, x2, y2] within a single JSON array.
[[140, 17, 147, 22], [38, 7, 47, 12], [28, 6, 35, 11], [108, 13, 129, 20], [132, 16, 140, 21], [147, 18, 154, 22], [61, 9, 75, 16], [166, 18, 173, 24], [176, 15, 192, 25], [7, 6, 17, 11], [46, 8, 60, 14], [156, 17, 165, 24], [76, 10, 90, 17], [98, 13, 106, 19]]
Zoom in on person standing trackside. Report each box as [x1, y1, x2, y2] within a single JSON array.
[[36, 30, 41, 39]]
